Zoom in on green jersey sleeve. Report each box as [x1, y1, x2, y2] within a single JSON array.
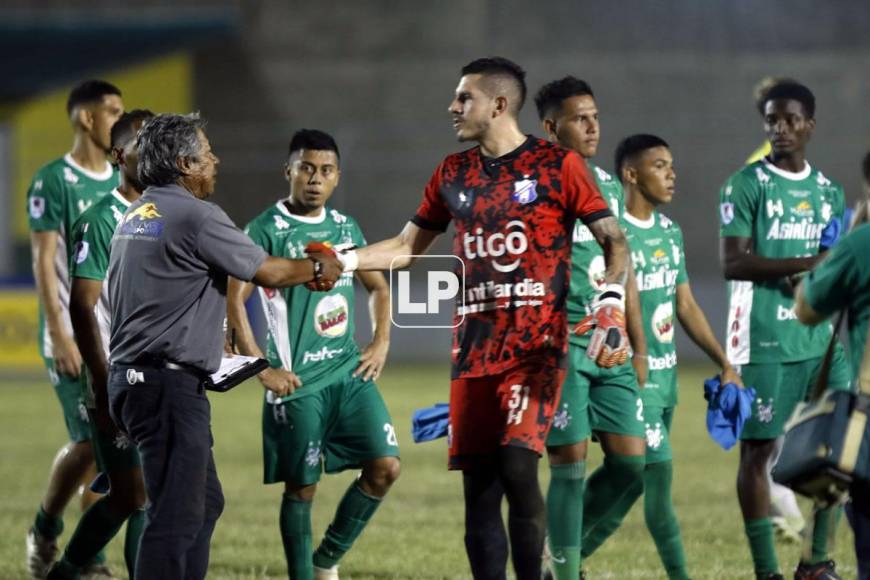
[[70, 213, 115, 281], [675, 226, 689, 285], [27, 167, 64, 232], [348, 217, 367, 248], [802, 230, 860, 317], [244, 215, 275, 254], [719, 170, 757, 238]]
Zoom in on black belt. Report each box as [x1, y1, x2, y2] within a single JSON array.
[[127, 356, 209, 380]]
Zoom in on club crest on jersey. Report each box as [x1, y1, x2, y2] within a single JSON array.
[[314, 294, 349, 338], [512, 178, 538, 205]]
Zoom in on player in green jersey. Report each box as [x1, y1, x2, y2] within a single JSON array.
[[534, 77, 648, 579], [796, 151, 870, 580], [26, 80, 124, 578], [746, 76, 807, 546], [720, 81, 850, 580], [46, 111, 154, 580], [227, 129, 398, 580], [580, 134, 742, 579]]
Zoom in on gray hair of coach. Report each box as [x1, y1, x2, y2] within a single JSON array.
[[136, 112, 208, 188]]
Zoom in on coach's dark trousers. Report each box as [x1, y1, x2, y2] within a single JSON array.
[[109, 364, 225, 580]]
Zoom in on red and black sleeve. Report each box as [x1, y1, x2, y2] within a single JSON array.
[[562, 152, 611, 224], [410, 161, 452, 232]]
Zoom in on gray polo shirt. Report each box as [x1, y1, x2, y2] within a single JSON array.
[[108, 184, 267, 373]]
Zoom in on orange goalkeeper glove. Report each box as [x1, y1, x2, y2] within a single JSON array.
[[304, 241, 338, 291], [574, 284, 629, 368]]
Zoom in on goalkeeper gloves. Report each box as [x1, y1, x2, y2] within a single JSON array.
[[304, 241, 338, 291], [574, 283, 630, 368]]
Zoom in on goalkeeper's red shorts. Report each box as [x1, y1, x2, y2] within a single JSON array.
[[447, 356, 565, 471]]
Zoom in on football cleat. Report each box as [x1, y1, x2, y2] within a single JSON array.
[[794, 560, 840, 580], [81, 563, 115, 579], [771, 515, 804, 544], [314, 564, 339, 580], [26, 527, 59, 579]]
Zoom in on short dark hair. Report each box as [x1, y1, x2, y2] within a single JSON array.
[[66, 80, 122, 116], [288, 129, 340, 161], [461, 56, 527, 112], [137, 113, 207, 188], [762, 80, 815, 118], [110, 109, 155, 149], [863, 151, 870, 184], [614, 134, 670, 177], [753, 76, 796, 115], [534, 76, 595, 121]]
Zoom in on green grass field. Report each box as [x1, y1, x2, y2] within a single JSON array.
[[0, 364, 858, 579]]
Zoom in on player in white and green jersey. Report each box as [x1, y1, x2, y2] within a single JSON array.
[[719, 81, 850, 580], [227, 130, 398, 580], [25, 80, 123, 578], [581, 134, 741, 580], [46, 111, 154, 580], [535, 77, 647, 579]]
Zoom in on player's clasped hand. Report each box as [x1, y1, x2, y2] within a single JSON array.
[[354, 340, 389, 381], [52, 333, 83, 378], [575, 284, 630, 368], [304, 241, 343, 291], [258, 367, 302, 397]]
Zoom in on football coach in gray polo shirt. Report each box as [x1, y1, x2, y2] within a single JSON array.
[[106, 113, 342, 579]]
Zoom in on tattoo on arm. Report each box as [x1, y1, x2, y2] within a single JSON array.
[[588, 216, 629, 287]]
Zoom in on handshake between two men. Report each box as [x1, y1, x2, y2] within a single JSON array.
[[305, 240, 632, 369]]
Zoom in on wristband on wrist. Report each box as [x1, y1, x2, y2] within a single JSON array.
[[340, 249, 359, 272], [596, 283, 626, 308]]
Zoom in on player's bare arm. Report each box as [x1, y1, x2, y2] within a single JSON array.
[[253, 252, 342, 288], [625, 268, 648, 386], [353, 270, 391, 380], [31, 230, 82, 377], [69, 277, 115, 433], [675, 282, 742, 387], [720, 236, 820, 282], [588, 215, 629, 286], [226, 276, 301, 396], [793, 281, 826, 325], [352, 222, 441, 271]]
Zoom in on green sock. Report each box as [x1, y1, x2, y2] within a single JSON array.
[[744, 517, 779, 576], [124, 508, 145, 577], [581, 453, 645, 558], [805, 503, 841, 564], [61, 497, 126, 567], [34, 505, 63, 539], [643, 461, 690, 580], [546, 461, 585, 579], [280, 493, 313, 580], [312, 482, 382, 569]]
